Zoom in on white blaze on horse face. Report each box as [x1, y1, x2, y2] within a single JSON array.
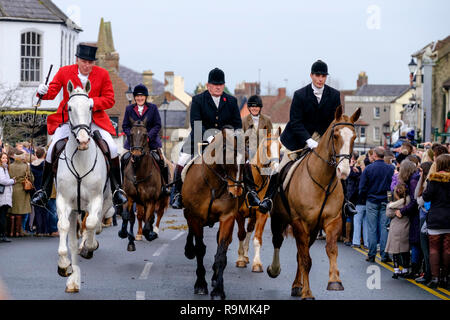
[[269, 137, 280, 168], [336, 127, 353, 180]]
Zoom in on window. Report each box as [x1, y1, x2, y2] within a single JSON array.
[[373, 106, 380, 119], [360, 127, 366, 138], [374, 127, 380, 141], [20, 31, 42, 83]]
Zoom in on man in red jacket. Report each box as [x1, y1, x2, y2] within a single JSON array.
[[31, 44, 127, 207]]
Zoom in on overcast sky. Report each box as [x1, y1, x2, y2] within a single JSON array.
[[53, 0, 449, 95]]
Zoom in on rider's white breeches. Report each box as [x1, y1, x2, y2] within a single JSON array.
[[46, 123, 118, 162]]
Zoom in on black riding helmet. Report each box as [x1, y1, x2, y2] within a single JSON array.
[[311, 60, 329, 75], [133, 83, 149, 96], [247, 95, 263, 108]]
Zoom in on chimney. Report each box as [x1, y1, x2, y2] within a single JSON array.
[[142, 70, 154, 95], [357, 72, 368, 89], [278, 87, 286, 98]]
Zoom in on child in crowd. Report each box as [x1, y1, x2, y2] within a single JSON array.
[[385, 183, 411, 279]]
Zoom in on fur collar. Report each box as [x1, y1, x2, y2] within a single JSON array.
[[429, 171, 450, 183], [387, 196, 411, 210]]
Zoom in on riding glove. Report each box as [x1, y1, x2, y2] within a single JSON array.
[[306, 138, 318, 149], [37, 84, 48, 95]]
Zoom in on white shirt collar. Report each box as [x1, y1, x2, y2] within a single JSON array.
[[311, 83, 324, 94]]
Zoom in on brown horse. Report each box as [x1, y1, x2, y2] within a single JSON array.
[[118, 119, 170, 251], [235, 127, 282, 272], [182, 127, 245, 300], [266, 105, 361, 299]]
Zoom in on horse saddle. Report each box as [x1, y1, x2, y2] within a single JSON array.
[[181, 155, 200, 183], [279, 148, 311, 191], [51, 130, 111, 175]]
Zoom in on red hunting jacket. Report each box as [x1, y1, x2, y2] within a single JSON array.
[[39, 64, 116, 135]]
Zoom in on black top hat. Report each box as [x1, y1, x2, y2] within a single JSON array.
[[311, 60, 328, 75], [247, 95, 263, 108], [75, 44, 98, 61], [208, 68, 225, 85], [133, 83, 149, 96]]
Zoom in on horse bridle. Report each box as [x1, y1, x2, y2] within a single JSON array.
[[129, 122, 148, 157], [312, 122, 355, 168], [66, 93, 94, 139]]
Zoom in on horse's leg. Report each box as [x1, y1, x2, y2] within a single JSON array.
[[143, 202, 157, 241], [291, 219, 314, 300], [127, 202, 136, 251], [251, 210, 268, 273], [118, 204, 129, 239], [136, 204, 144, 241], [324, 214, 344, 291], [184, 217, 196, 260], [56, 196, 72, 278], [211, 213, 235, 300], [80, 196, 102, 259], [244, 214, 256, 265], [267, 211, 285, 278], [235, 212, 248, 268], [65, 212, 80, 293], [153, 198, 167, 236]]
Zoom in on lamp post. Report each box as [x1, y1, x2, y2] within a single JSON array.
[[159, 97, 169, 154], [408, 57, 417, 88], [125, 84, 133, 105]]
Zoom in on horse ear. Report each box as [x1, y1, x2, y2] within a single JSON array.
[[129, 117, 135, 126], [334, 105, 343, 120], [277, 126, 282, 136], [142, 117, 148, 127], [67, 80, 74, 96], [85, 80, 91, 94], [350, 108, 361, 123]]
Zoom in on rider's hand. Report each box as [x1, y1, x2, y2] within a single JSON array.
[[306, 138, 318, 149], [37, 84, 48, 95]]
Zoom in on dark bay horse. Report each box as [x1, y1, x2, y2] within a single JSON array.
[[266, 105, 361, 299], [118, 119, 169, 251], [182, 127, 245, 300], [235, 127, 282, 272]]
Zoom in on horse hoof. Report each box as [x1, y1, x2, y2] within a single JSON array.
[[194, 286, 208, 295], [80, 247, 93, 259], [302, 296, 315, 300], [184, 248, 195, 260], [127, 243, 136, 252], [58, 265, 72, 278], [118, 229, 128, 239], [65, 286, 79, 293], [145, 232, 158, 242], [327, 281, 344, 291], [252, 264, 263, 273], [94, 240, 99, 251], [236, 260, 247, 268], [267, 266, 280, 278], [291, 287, 302, 296], [210, 290, 226, 300], [135, 234, 142, 241]]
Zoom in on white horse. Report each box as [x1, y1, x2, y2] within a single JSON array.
[[55, 80, 114, 293]]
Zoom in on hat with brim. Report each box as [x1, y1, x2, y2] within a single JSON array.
[[311, 60, 329, 75], [208, 68, 225, 85], [76, 44, 98, 61]]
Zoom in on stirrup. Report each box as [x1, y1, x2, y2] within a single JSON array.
[[31, 190, 49, 208], [259, 198, 273, 214], [246, 191, 260, 208]]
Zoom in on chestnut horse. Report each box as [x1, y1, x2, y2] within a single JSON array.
[[235, 127, 282, 272], [183, 127, 245, 300], [266, 105, 361, 299], [118, 119, 169, 251]]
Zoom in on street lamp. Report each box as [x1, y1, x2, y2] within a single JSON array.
[[125, 84, 133, 104], [408, 58, 417, 88], [159, 97, 169, 154]]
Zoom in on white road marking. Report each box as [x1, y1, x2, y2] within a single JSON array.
[[136, 291, 145, 300], [139, 262, 153, 280], [171, 231, 185, 241], [153, 243, 169, 257]]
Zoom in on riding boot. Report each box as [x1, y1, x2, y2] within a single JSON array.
[[30, 161, 54, 207], [110, 157, 128, 207], [171, 164, 184, 209], [243, 163, 260, 207], [259, 172, 279, 214], [120, 151, 131, 180]]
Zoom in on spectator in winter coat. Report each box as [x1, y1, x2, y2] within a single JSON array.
[[0, 153, 15, 242]]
